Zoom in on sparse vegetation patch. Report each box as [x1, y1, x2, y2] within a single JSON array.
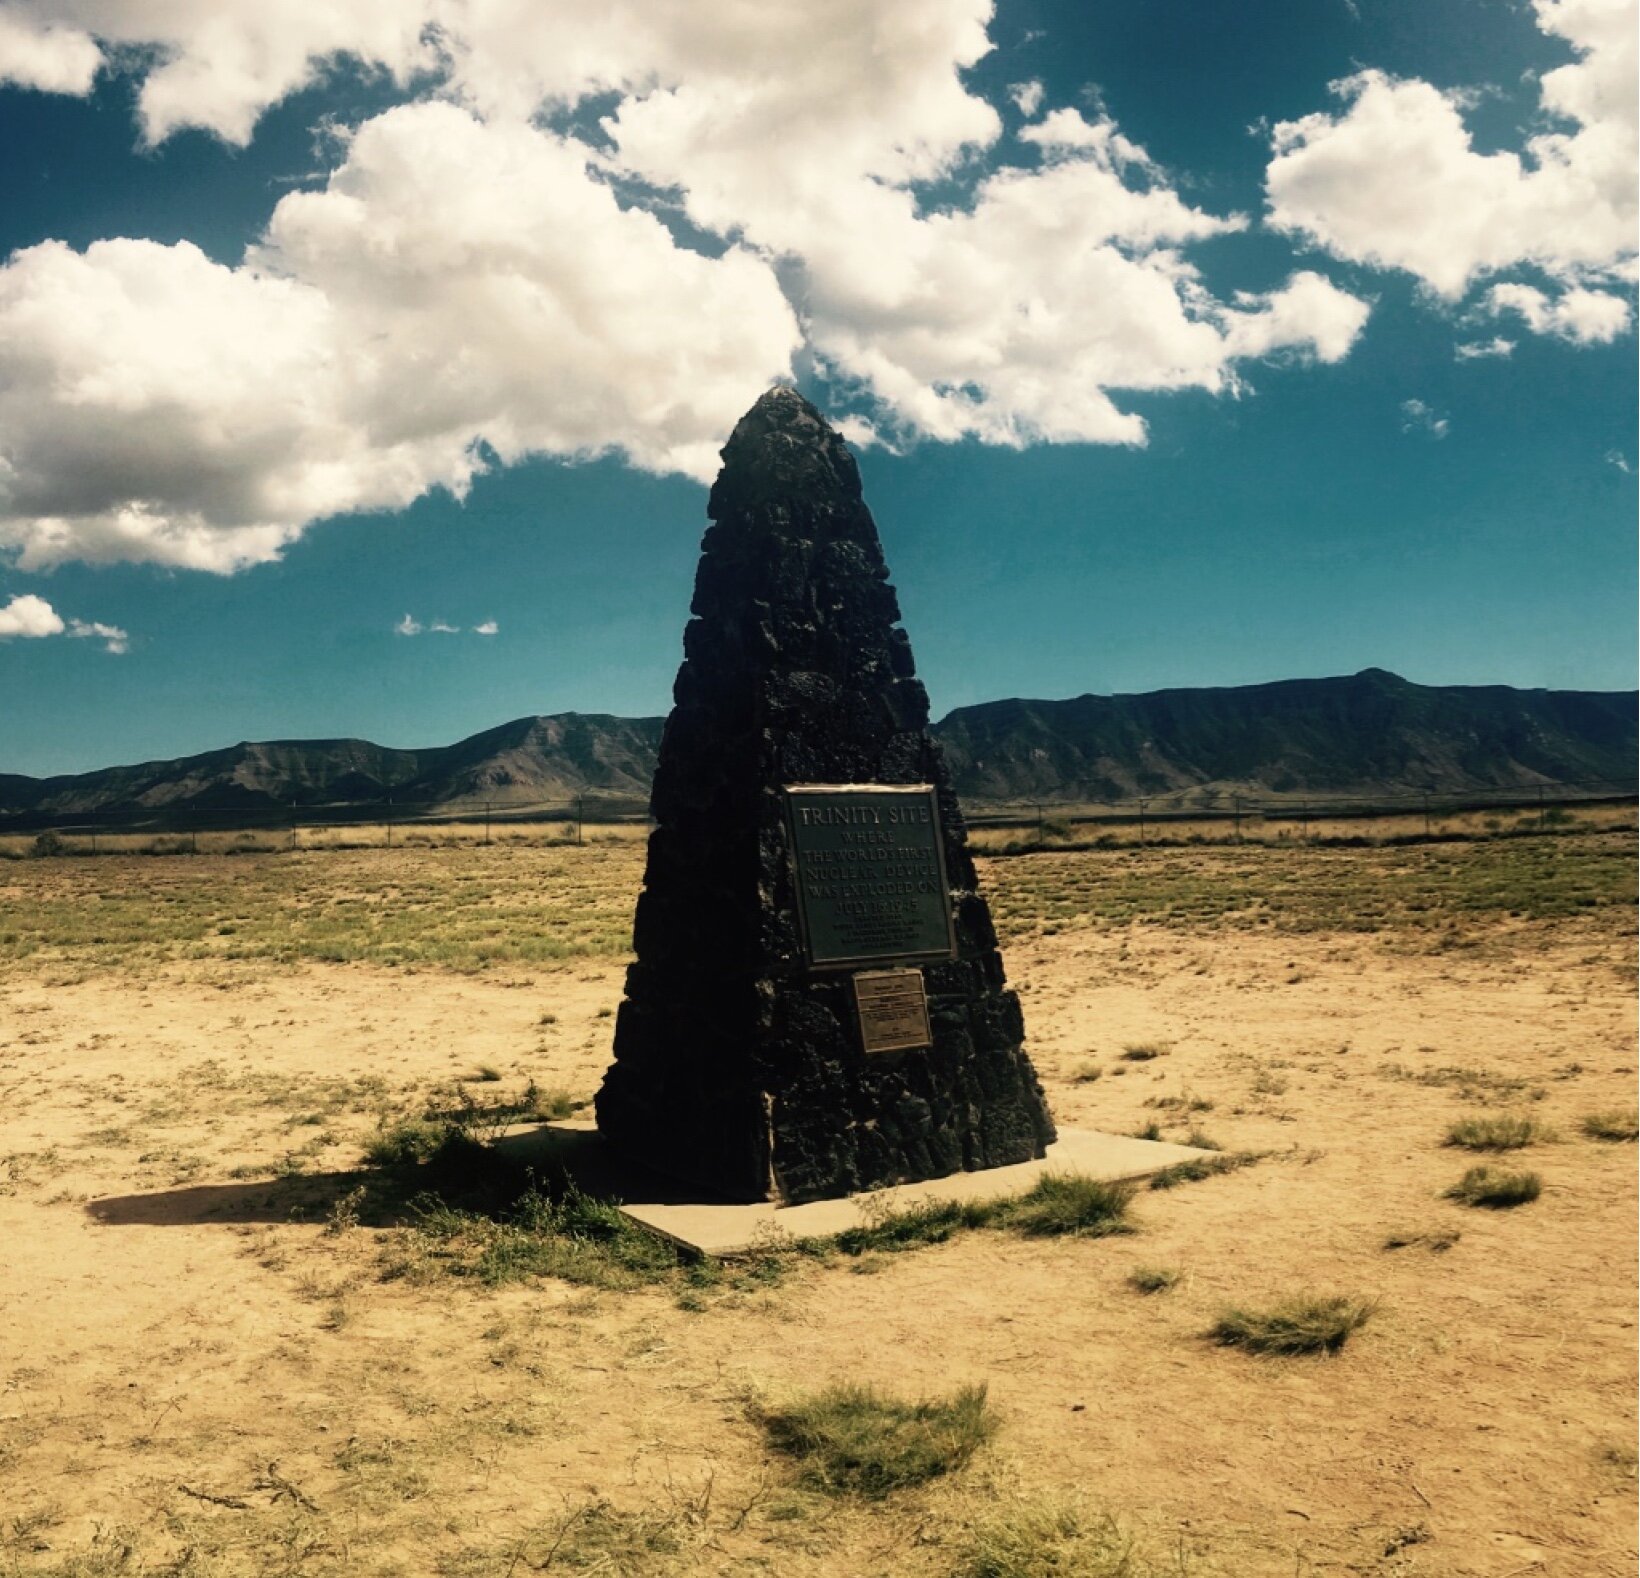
[[1381, 1063, 1541, 1103], [1581, 1109, 1639, 1142], [1383, 1228, 1461, 1252], [1208, 1295, 1376, 1355], [954, 1495, 1172, 1578], [1148, 1151, 1264, 1190], [755, 1381, 997, 1498], [1121, 1041, 1170, 1061], [835, 1196, 999, 1255], [1008, 1173, 1137, 1238], [1444, 1165, 1542, 1208], [836, 1172, 1137, 1253], [1128, 1266, 1181, 1294], [1444, 1114, 1547, 1150]]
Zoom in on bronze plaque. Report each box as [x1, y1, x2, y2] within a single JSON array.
[[853, 969, 933, 1053], [785, 784, 957, 969]]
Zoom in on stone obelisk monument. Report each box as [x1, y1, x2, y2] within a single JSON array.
[[596, 388, 1054, 1204]]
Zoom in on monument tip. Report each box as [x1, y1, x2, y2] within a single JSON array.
[[712, 386, 859, 513]]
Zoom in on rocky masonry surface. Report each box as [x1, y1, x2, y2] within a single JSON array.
[[595, 388, 1055, 1203]]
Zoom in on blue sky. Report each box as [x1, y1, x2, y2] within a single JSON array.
[[0, 0, 1633, 776]]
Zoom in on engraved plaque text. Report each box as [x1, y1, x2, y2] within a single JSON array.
[[785, 784, 956, 968], [853, 968, 934, 1053]]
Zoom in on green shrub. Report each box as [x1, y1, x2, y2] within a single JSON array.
[[411, 1179, 679, 1289], [363, 1117, 448, 1168], [1209, 1295, 1375, 1355], [1444, 1165, 1541, 1208], [756, 1382, 996, 1498], [1007, 1173, 1136, 1238], [835, 1197, 998, 1255]]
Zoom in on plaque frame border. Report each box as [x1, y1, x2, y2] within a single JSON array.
[[783, 782, 959, 972]]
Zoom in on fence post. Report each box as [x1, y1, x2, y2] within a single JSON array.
[[289, 804, 298, 852], [1232, 794, 1241, 844], [575, 795, 584, 846], [1138, 798, 1147, 848]]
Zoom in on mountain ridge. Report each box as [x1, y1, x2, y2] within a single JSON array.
[[3, 670, 1633, 817]]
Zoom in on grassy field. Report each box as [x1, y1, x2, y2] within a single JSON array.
[[1, 829, 1633, 977], [1, 794, 1629, 867], [0, 831, 1634, 1575]]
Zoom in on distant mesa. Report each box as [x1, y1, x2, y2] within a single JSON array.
[[1, 670, 1634, 817]]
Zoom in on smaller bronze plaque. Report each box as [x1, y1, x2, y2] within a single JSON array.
[[852, 968, 933, 1054]]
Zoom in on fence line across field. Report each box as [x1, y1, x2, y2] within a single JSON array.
[[3, 775, 1635, 854]]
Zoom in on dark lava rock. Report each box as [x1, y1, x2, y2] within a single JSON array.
[[595, 387, 1054, 1202]]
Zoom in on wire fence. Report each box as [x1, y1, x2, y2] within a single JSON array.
[[1, 776, 1634, 855], [964, 776, 1640, 836]]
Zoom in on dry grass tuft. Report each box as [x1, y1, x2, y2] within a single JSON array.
[[1444, 1114, 1548, 1151], [755, 1382, 997, 1498], [1121, 1041, 1170, 1061], [1127, 1266, 1181, 1295], [1444, 1165, 1542, 1208], [1581, 1109, 1639, 1142], [1148, 1152, 1263, 1190], [1382, 1227, 1461, 1253], [1008, 1173, 1137, 1238], [1209, 1295, 1376, 1355], [954, 1494, 1185, 1578]]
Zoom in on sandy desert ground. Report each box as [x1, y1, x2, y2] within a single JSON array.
[[0, 833, 1635, 1577]]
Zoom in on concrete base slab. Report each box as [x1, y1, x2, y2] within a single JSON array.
[[489, 1121, 1212, 1257]]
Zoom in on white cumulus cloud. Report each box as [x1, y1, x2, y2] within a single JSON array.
[[0, 8, 99, 92], [0, 0, 1375, 570], [1264, 0, 1637, 335], [396, 611, 500, 637], [1008, 79, 1044, 118], [0, 591, 63, 636], [0, 2, 435, 144], [1400, 398, 1451, 440], [0, 104, 801, 573], [1455, 336, 1516, 360], [1485, 281, 1631, 343], [0, 590, 126, 649], [68, 617, 127, 653]]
